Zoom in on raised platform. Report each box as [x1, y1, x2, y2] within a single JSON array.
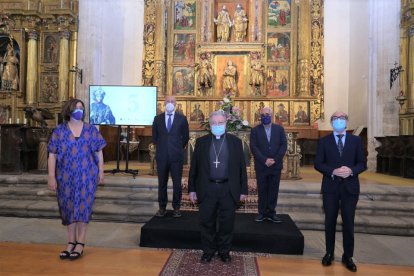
[[139, 211, 304, 254]]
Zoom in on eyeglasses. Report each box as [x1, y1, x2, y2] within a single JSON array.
[[210, 121, 226, 126], [331, 116, 347, 121]]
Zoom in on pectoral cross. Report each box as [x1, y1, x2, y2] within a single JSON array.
[[213, 158, 220, 168]]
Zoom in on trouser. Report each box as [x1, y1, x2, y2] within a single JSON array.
[[256, 172, 281, 216], [199, 182, 236, 254], [156, 160, 183, 210], [323, 184, 358, 258]]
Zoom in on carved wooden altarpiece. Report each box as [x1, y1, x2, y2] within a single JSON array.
[[143, 0, 324, 131]]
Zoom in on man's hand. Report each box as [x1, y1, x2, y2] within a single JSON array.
[[333, 166, 353, 178], [240, 194, 247, 202], [265, 158, 275, 167], [189, 192, 197, 204]]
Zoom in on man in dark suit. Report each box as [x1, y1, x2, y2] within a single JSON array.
[[152, 96, 189, 218], [250, 106, 287, 223], [188, 110, 248, 264], [314, 111, 366, 272]]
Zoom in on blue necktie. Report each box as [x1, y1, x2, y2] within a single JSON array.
[[337, 134, 344, 157], [167, 114, 172, 132]]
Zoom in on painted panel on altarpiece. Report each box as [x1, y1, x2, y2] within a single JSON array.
[[188, 101, 206, 123], [172, 66, 195, 96], [274, 101, 290, 125], [267, 66, 289, 97], [268, 0, 292, 28], [267, 32, 290, 63], [173, 34, 195, 64], [174, 0, 197, 31], [292, 101, 310, 125], [42, 33, 59, 63], [40, 74, 59, 103], [251, 101, 271, 124]]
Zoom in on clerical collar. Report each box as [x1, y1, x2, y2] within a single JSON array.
[[215, 134, 224, 140]]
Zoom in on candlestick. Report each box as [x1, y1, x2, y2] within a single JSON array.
[[16, 118, 20, 124], [24, 118, 27, 125]]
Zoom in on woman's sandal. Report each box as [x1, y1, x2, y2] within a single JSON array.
[[69, 242, 85, 260], [60, 242, 76, 260]]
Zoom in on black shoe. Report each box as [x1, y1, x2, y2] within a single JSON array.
[[267, 214, 282, 223], [321, 253, 334, 266], [172, 209, 181, 218], [59, 242, 76, 260], [200, 252, 214, 263], [255, 214, 266, 222], [155, 208, 166, 217], [69, 242, 84, 261], [342, 256, 357, 272], [219, 252, 231, 263]]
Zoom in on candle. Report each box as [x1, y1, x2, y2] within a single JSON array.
[[24, 118, 27, 124], [8, 118, 12, 124], [55, 113, 59, 125], [16, 118, 20, 124]]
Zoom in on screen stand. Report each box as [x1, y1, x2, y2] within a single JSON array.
[[104, 125, 138, 178]]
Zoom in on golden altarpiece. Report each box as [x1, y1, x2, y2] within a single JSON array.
[[143, 0, 324, 179], [0, 0, 78, 172], [399, 0, 414, 135]]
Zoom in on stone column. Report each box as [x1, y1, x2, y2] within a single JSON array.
[[69, 31, 78, 99], [58, 30, 70, 102], [25, 30, 38, 105]]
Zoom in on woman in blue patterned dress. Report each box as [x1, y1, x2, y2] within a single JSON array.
[[47, 99, 106, 260]]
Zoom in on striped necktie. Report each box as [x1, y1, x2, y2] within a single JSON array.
[[337, 134, 344, 157]]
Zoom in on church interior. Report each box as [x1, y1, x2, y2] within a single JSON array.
[[0, 0, 414, 275]]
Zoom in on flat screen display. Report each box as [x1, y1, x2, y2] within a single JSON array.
[[89, 85, 157, 126]]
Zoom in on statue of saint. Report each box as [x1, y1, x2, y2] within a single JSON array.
[[195, 52, 214, 95], [1, 43, 19, 91], [249, 59, 264, 87], [223, 60, 238, 96], [233, 4, 248, 42], [214, 5, 232, 42]]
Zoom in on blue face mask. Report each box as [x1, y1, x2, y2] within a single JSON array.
[[71, 108, 84, 121], [211, 124, 226, 136], [261, 115, 271, 125], [332, 119, 347, 132]]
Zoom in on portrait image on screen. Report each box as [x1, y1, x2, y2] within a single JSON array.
[[89, 85, 157, 126]]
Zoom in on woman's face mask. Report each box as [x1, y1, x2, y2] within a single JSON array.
[[71, 108, 84, 121]]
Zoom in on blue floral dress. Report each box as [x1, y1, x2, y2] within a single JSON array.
[[48, 122, 106, 225]]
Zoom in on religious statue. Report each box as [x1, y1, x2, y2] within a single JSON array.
[[214, 5, 232, 42], [233, 4, 248, 42], [223, 60, 238, 96], [1, 43, 19, 91], [195, 52, 214, 96], [249, 53, 265, 95]]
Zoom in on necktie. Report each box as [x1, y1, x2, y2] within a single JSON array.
[[167, 114, 172, 132], [337, 134, 344, 157]]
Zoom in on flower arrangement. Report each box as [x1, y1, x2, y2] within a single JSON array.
[[202, 92, 251, 132]]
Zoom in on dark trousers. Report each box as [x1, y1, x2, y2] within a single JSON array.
[[323, 183, 358, 258], [156, 160, 183, 210], [199, 182, 236, 255], [256, 172, 281, 216]]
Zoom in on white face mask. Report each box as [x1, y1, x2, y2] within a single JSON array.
[[165, 102, 175, 113]]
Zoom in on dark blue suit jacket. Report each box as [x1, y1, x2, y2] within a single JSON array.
[[250, 124, 287, 175], [152, 112, 189, 163], [314, 133, 367, 195]]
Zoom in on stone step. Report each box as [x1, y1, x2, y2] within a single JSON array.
[[0, 198, 412, 236], [1, 184, 413, 218]]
